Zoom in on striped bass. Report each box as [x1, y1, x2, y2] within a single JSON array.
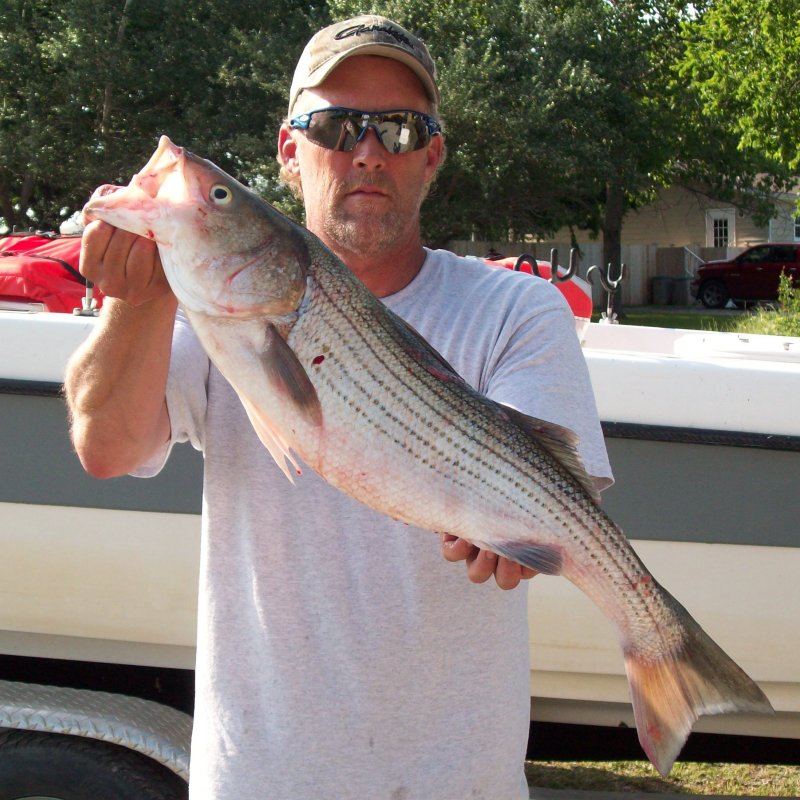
[[83, 135, 773, 776]]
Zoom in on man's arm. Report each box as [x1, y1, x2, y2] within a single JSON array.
[[65, 221, 178, 478]]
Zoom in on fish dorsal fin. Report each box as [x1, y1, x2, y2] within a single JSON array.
[[390, 310, 468, 386], [503, 406, 601, 504]]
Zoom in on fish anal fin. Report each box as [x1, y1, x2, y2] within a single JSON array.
[[263, 323, 323, 428], [480, 540, 564, 575], [625, 599, 774, 776], [503, 406, 600, 504]]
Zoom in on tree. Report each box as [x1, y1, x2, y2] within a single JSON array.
[[2, 0, 793, 258], [680, 0, 800, 172], [0, 0, 324, 231], [327, 0, 620, 247], [325, 0, 792, 274]]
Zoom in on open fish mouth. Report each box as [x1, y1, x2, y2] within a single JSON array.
[[81, 137, 195, 246], [131, 136, 185, 198]]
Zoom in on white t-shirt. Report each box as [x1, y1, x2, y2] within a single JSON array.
[[149, 248, 612, 799]]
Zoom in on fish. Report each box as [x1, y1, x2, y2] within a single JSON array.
[[83, 135, 773, 776]]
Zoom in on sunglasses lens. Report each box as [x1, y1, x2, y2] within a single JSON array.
[[306, 111, 360, 150], [375, 113, 428, 154], [299, 110, 435, 154]]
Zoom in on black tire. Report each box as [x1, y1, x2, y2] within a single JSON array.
[[0, 729, 187, 800], [698, 279, 729, 309]]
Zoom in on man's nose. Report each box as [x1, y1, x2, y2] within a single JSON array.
[[351, 127, 387, 170]]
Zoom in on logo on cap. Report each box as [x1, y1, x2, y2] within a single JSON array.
[[334, 22, 416, 51]]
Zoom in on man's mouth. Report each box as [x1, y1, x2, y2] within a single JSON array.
[[347, 185, 389, 198]]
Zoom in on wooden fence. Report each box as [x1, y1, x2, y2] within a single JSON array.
[[447, 240, 734, 306]]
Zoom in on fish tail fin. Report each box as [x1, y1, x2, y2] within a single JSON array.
[[625, 600, 773, 776]]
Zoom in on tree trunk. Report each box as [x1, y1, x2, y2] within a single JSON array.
[[0, 183, 18, 231], [101, 0, 134, 136], [601, 178, 625, 318]]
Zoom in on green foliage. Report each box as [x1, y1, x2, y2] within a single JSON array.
[[0, 1, 794, 250], [0, 0, 325, 231], [731, 273, 800, 337], [680, 0, 800, 172], [327, 0, 790, 255], [328, 0, 696, 247]]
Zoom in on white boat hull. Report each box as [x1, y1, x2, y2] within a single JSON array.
[[1, 313, 798, 740]]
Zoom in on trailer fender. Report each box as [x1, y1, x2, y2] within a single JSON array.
[[0, 679, 190, 781]]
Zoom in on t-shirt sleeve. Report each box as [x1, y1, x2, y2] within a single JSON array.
[[131, 310, 209, 477], [482, 281, 613, 492]]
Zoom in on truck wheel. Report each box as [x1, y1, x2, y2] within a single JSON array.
[[0, 729, 187, 800], [698, 279, 729, 309]]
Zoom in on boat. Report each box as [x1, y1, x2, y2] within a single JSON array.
[[0, 270, 797, 752], [529, 321, 799, 740]]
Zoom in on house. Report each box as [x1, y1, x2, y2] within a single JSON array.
[[606, 184, 800, 252], [449, 184, 800, 306]]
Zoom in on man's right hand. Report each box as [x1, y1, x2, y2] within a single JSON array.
[[80, 220, 173, 306]]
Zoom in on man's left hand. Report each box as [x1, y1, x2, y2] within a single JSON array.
[[441, 534, 538, 590]]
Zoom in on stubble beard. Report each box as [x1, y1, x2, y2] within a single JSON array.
[[322, 176, 421, 259], [324, 206, 405, 259]]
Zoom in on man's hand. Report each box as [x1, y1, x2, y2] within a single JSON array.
[[441, 534, 538, 590], [80, 219, 172, 306], [66, 219, 177, 479]]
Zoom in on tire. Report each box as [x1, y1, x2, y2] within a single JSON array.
[[698, 279, 729, 309], [0, 729, 187, 800]]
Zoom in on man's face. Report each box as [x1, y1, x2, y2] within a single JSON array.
[[280, 55, 443, 262]]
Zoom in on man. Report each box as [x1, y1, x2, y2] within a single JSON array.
[[67, 15, 612, 799]]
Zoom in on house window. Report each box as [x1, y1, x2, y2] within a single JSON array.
[[706, 209, 734, 248], [712, 216, 729, 247], [795, 215, 800, 241]]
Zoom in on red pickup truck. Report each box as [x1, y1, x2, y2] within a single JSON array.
[[691, 242, 800, 308]]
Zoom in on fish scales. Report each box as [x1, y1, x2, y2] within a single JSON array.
[[83, 136, 773, 777], [297, 243, 695, 649], [297, 246, 592, 535]]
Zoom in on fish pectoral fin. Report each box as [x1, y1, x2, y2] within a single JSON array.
[[477, 540, 563, 575], [262, 323, 323, 428], [239, 394, 302, 483], [238, 323, 322, 483], [503, 406, 600, 504]]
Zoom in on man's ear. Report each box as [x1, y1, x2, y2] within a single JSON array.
[[278, 124, 300, 176]]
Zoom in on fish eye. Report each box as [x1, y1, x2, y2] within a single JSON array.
[[209, 184, 233, 205]]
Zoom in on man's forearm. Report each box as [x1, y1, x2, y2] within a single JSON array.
[[65, 294, 178, 478]]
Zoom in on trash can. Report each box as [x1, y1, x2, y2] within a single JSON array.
[[651, 276, 673, 306], [672, 277, 691, 306]]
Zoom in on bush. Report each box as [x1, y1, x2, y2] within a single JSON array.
[[731, 272, 800, 337]]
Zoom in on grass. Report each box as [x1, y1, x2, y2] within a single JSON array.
[[525, 760, 800, 795], [592, 307, 737, 331], [599, 277, 800, 335]]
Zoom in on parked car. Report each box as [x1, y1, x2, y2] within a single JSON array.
[[691, 243, 800, 308]]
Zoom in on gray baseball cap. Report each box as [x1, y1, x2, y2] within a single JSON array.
[[289, 15, 439, 115]]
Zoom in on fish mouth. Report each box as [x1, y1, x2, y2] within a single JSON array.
[[82, 136, 187, 233], [129, 135, 185, 199]]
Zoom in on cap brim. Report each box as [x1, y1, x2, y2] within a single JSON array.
[[289, 44, 438, 115]]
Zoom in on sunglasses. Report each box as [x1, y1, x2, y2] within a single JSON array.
[[289, 107, 442, 155]]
